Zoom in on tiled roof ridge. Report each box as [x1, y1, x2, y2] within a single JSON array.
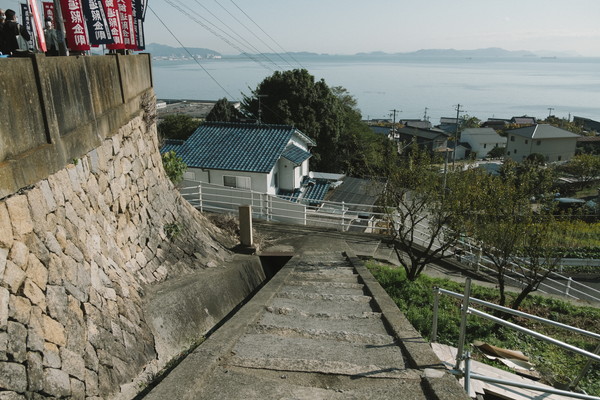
[[202, 121, 295, 130]]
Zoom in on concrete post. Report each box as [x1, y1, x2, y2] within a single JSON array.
[[239, 205, 253, 247]]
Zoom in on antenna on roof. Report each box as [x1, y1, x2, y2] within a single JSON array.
[[257, 94, 268, 124]]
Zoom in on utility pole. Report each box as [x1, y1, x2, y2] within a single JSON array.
[[423, 107, 429, 122], [257, 94, 268, 124], [452, 104, 465, 168], [390, 108, 401, 138], [548, 107, 554, 118]]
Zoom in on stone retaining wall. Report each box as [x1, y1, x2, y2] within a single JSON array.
[[0, 110, 242, 398]]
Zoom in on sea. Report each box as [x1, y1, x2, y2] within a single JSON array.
[[151, 54, 600, 124]]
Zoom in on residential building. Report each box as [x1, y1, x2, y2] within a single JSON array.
[[393, 126, 449, 154], [460, 128, 506, 159], [401, 119, 432, 129], [505, 124, 579, 162], [161, 122, 315, 194], [573, 116, 600, 133], [510, 116, 537, 125]]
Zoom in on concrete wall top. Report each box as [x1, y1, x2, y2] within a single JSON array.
[[0, 53, 153, 199]]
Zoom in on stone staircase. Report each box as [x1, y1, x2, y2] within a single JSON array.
[[145, 250, 468, 400]]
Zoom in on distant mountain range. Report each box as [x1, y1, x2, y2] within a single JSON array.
[[146, 44, 579, 59], [146, 43, 222, 58]]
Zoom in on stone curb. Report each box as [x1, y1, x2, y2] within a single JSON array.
[[345, 250, 469, 400]]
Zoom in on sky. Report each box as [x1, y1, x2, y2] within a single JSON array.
[[0, 0, 598, 56], [141, 0, 600, 57]]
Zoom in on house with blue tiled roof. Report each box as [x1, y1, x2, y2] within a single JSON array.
[[160, 122, 315, 195]]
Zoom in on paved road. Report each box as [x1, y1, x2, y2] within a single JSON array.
[[144, 228, 468, 399]]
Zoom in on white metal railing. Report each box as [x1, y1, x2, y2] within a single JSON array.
[[408, 218, 600, 304], [432, 279, 600, 399], [179, 181, 391, 234], [180, 181, 600, 303]]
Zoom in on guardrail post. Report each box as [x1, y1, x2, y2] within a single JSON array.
[[431, 287, 440, 342], [566, 277, 572, 297], [571, 343, 600, 390], [464, 351, 472, 395], [198, 183, 203, 212], [455, 278, 472, 370], [341, 201, 346, 232]]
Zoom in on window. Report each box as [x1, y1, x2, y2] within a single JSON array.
[[514, 149, 517, 154], [483, 144, 487, 149], [537, 140, 542, 145], [223, 175, 251, 189], [525, 140, 528, 144], [510, 136, 515, 142]]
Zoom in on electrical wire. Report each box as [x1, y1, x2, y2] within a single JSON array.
[[213, 0, 297, 69], [165, 0, 275, 73], [228, 0, 305, 69], [147, 4, 238, 101], [191, 0, 286, 70]]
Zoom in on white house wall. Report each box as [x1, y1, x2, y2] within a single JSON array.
[[506, 136, 577, 162], [278, 158, 304, 192], [186, 167, 273, 194]]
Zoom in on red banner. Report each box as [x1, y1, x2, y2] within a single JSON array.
[[116, 0, 136, 49], [105, 0, 124, 49], [42, 1, 54, 21], [60, 0, 90, 51], [29, 0, 47, 52]]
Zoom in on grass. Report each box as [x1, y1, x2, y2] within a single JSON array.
[[366, 261, 600, 396]]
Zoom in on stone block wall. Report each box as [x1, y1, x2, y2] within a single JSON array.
[[0, 111, 236, 398]]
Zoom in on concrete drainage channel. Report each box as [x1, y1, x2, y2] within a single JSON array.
[[136, 252, 293, 399]]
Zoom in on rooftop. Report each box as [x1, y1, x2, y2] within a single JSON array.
[[508, 124, 580, 140], [161, 122, 314, 173]]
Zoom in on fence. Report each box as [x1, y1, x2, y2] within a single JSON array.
[[180, 181, 600, 303], [408, 218, 600, 304], [432, 279, 600, 400], [179, 181, 390, 234]]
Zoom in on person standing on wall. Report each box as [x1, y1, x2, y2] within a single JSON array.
[[44, 17, 59, 56], [0, 9, 6, 55], [0, 9, 30, 56]]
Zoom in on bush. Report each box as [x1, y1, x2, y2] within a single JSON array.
[[161, 151, 187, 184], [366, 261, 600, 395]]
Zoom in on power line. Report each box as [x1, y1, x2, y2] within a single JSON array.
[[147, 4, 237, 100], [213, 0, 298, 69], [228, 0, 305, 69], [190, 0, 285, 70], [165, 0, 276, 73]]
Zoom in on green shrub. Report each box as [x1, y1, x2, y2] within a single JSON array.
[[162, 150, 187, 184], [366, 261, 600, 395]]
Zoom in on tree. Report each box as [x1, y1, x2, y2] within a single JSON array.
[[241, 69, 344, 172], [486, 146, 505, 159], [205, 97, 242, 122], [383, 146, 485, 281], [471, 164, 563, 310], [561, 154, 600, 189], [157, 114, 200, 141]]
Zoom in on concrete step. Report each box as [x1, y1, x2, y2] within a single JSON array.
[[229, 333, 406, 377], [270, 296, 376, 316], [276, 290, 372, 303], [198, 366, 426, 400], [288, 271, 360, 284], [283, 280, 365, 295], [255, 309, 392, 345]]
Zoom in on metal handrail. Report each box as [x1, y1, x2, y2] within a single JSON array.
[[436, 287, 600, 341], [433, 281, 600, 399]]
